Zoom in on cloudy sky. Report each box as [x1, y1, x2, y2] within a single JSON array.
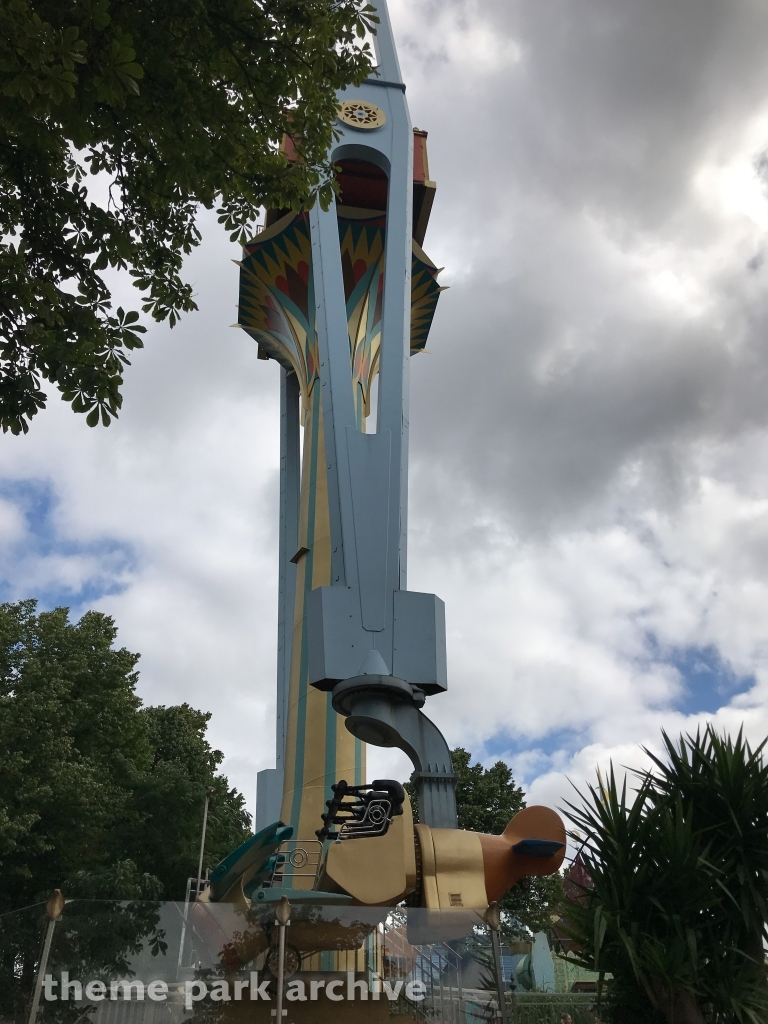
[[4, 0, 768, 826]]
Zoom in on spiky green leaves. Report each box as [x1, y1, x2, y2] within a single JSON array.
[[562, 727, 768, 1024]]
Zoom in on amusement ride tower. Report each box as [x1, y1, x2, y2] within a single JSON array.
[[239, 1, 452, 843], [202, 0, 566, 920]]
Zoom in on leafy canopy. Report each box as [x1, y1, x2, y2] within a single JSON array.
[[0, 0, 376, 434], [0, 599, 251, 910]]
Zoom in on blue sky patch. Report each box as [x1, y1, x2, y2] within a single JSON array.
[[0, 477, 136, 614], [482, 726, 586, 762], [664, 643, 755, 715]]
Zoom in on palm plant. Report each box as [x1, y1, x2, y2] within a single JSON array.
[[560, 727, 768, 1024]]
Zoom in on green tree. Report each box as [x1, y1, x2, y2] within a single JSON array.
[[452, 746, 526, 834], [0, 0, 376, 435], [563, 728, 768, 1024], [0, 599, 251, 909], [405, 747, 564, 937], [128, 703, 252, 898]]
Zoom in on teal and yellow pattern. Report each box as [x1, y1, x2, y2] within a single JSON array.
[[237, 208, 442, 850]]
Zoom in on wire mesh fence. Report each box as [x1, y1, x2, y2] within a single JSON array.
[[0, 900, 601, 1024]]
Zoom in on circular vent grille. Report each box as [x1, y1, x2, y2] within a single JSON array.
[[337, 100, 386, 130]]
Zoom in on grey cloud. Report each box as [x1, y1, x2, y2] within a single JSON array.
[[405, 0, 768, 222], [394, 0, 768, 534]]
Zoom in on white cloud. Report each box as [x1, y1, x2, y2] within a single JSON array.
[[0, 499, 25, 545]]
